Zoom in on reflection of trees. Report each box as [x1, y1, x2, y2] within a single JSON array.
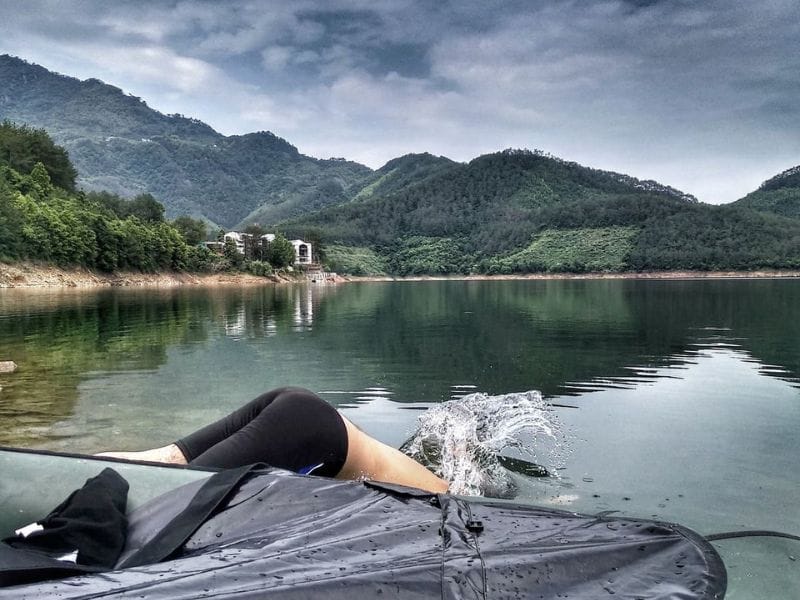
[[632, 279, 800, 388], [308, 281, 651, 399], [310, 280, 800, 399], [209, 284, 329, 339], [0, 284, 350, 446], [0, 288, 211, 445], [1, 279, 797, 446]]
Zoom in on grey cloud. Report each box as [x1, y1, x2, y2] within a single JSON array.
[[0, 0, 798, 202]]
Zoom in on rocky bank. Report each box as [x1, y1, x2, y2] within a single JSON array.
[[0, 261, 282, 288], [1, 261, 798, 289]]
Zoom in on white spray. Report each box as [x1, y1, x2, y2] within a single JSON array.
[[401, 391, 566, 497]]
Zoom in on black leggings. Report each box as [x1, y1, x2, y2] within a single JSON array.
[[174, 387, 349, 477]]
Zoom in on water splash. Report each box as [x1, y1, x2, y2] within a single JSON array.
[[401, 391, 566, 498]]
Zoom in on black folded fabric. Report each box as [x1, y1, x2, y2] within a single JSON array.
[[0, 544, 107, 588], [3, 467, 129, 569], [1, 464, 263, 588]]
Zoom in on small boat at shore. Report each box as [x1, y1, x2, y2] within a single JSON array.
[[0, 446, 729, 599]]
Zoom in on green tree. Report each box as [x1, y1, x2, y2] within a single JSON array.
[[117, 217, 151, 270], [29, 162, 54, 198], [16, 194, 96, 266], [247, 260, 273, 277], [85, 190, 126, 218], [185, 245, 219, 271], [89, 213, 121, 271], [264, 233, 295, 268], [223, 237, 244, 268], [87, 190, 166, 223], [171, 215, 207, 245], [127, 193, 165, 223], [244, 223, 266, 237], [0, 179, 23, 258], [0, 121, 77, 191]]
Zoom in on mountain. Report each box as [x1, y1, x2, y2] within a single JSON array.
[[345, 153, 458, 201], [283, 149, 800, 275], [284, 148, 697, 253], [0, 54, 371, 229], [3, 54, 798, 277], [732, 166, 800, 219]]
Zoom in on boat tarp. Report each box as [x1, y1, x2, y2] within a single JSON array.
[[1, 467, 727, 599]]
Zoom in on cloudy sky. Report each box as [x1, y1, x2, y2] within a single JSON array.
[[1, 0, 798, 203]]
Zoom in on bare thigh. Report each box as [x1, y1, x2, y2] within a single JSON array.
[[336, 417, 449, 493]]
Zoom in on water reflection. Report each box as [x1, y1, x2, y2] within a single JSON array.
[[1, 279, 799, 449], [292, 285, 314, 331], [0, 288, 213, 445], [304, 279, 800, 399]]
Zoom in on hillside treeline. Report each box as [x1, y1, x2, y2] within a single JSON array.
[[285, 150, 800, 275], [0, 121, 214, 271], [0, 53, 372, 229], [3, 119, 799, 278]]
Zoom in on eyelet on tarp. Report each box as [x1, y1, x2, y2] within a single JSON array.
[[465, 519, 484, 533]]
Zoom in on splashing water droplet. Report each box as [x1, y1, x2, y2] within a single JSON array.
[[401, 391, 566, 497]]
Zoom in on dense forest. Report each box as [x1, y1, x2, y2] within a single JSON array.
[[0, 121, 293, 275], [285, 150, 800, 275], [732, 166, 800, 220], [0, 55, 370, 229], [3, 121, 798, 277], [0, 121, 202, 271]]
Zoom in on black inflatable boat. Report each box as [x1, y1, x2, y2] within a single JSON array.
[[0, 447, 728, 599]]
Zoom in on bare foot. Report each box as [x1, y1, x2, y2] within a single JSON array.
[[95, 444, 188, 465]]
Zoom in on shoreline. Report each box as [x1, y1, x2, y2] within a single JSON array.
[[1, 261, 799, 289], [342, 270, 800, 282], [0, 261, 283, 289]]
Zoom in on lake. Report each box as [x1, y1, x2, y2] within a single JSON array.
[[1, 278, 798, 598]]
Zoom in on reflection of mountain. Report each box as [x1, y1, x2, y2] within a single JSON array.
[[0, 289, 211, 445], [1, 280, 797, 448], [309, 280, 800, 398], [625, 280, 800, 390]]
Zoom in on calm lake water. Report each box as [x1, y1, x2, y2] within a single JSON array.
[[1, 278, 798, 598]]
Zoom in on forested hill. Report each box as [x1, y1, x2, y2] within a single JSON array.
[[732, 165, 800, 219], [3, 54, 798, 277], [285, 148, 698, 255], [346, 153, 459, 201], [0, 54, 371, 228], [284, 150, 800, 275]]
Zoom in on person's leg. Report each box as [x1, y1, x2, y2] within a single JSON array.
[[174, 387, 302, 464], [95, 444, 187, 464], [98, 386, 449, 493], [338, 417, 449, 493], [96, 387, 343, 470], [179, 387, 348, 475]]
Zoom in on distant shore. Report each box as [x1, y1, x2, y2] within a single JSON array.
[[0, 261, 280, 289], [343, 270, 800, 282], [1, 261, 798, 289]]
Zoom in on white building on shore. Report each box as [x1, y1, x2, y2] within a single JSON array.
[[261, 234, 313, 265], [210, 232, 314, 266]]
